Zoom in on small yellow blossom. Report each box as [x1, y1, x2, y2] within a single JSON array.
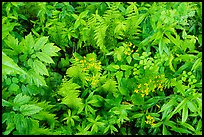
[[146, 115, 152, 119], [158, 84, 162, 88], [145, 121, 149, 124], [141, 94, 145, 97], [154, 84, 156, 88], [151, 123, 156, 126], [75, 58, 79, 61], [135, 89, 139, 93], [144, 83, 148, 86], [138, 84, 141, 88]]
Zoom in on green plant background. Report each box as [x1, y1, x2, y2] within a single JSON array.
[[2, 2, 202, 135]]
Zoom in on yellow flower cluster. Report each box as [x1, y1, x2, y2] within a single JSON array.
[[134, 74, 166, 97], [145, 115, 156, 126], [74, 56, 101, 72], [124, 42, 136, 55], [86, 75, 100, 87]]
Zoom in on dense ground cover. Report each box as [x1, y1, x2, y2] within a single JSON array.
[[2, 2, 202, 135]]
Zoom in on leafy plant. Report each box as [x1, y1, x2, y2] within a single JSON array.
[[2, 2, 202, 135]]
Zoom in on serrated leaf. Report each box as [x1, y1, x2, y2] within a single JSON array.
[[24, 33, 35, 49], [33, 60, 49, 76], [34, 37, 49, 51], [14, 93, 31, 106], [2, 51, 27, 75], [2, 99, 12, 107], [36, 52, 54, 64], [20, 104, 43, 116], [4, 34, 19, 52], [42, 43, 61, 57], [30, 71, 47, 87]]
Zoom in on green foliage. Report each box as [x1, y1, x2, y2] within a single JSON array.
[[2, 2, 202, 135]]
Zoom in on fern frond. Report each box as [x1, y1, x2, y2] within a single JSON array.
[[58, 79, 83, 110]]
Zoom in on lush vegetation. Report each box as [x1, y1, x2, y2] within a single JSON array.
[[2, 2, 202, 135]]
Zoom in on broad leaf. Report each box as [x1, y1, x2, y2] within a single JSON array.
[[20, 104, 43, 116], [34, 37, 49, 51], [14, 93, 31, 106], [2, 52, 27, 75], [33, 60, 49, 76], [36, 52, 54, 64]]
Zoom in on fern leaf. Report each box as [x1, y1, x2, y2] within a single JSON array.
[[58, 79, 83, 110]]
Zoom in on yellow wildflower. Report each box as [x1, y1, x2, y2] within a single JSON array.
[[138, 84, 141, 88], [146, 115, 152, 119], [134, 89, 139, 93], [144, 83, 148, 86], [141, 94, 145, 97], [151, 123, 155, 126], [75, 58, 79, 61], [158, 84, 162, 89], [145, 121, 149, 124]]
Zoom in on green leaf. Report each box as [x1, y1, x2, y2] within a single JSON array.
[[171, 127, 192, 134], [158, 98, 176, 113], [180, 122, 195, 132], [9, 83, 19, 92], [74, 19, 81, 30], [33, 60, 49, 76], [159, 39, 164, 56], [30, 70, 47, 87], [120, 65, 132, 70], [182, 104, 188, 123], [20, 104, 43, 116], [116, 71, 123, 85], [131, 93, 144, 105], [34, 37, 49, 51], [126, 56, 132, 64], [36, 52, 54, 64], [191, 57, 201, 71], [42, 43, 61, 57], [171, 98, 188, 116], [187, 101, 197, 113], [2, 99, 12, 107], [4, 34, 19, 52], [162, 125, 168, 135], [14, 93, 31, 106], [168, 54, 176, 72], [24, 33, 35, 50], [132, 113, 144, 118], [2, 52, 27, 75]]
